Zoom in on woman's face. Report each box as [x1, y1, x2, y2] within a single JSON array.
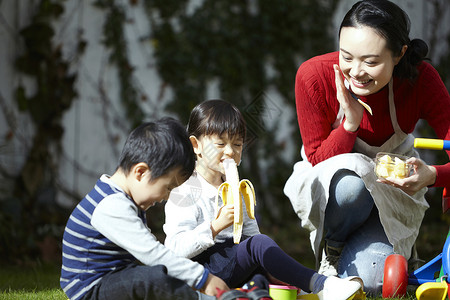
[[339, 25, 403, 96]]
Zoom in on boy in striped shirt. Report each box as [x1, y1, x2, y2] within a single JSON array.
[[60, 117, 229, 300]]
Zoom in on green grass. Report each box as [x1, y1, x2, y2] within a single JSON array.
[[0, 263, 67, 300], [366, 291, 417, 300], [0, 262, 418, 299], [0, 289, 67, 300]]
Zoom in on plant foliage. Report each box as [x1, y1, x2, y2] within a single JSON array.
[[0, 0, 79, 264], [143, 0, 340, 227]]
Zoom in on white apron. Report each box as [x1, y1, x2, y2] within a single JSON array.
[[284, 80, 429, 260]]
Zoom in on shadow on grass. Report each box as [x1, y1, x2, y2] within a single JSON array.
[[0, 263, 61, 292]]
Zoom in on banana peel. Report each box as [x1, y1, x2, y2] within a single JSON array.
[[216, 159, 256, 244]]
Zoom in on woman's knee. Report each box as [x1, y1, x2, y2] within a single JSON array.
[[330, 169, 372, 210]]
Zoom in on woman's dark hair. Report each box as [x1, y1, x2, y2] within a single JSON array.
[[118, 117, 195, 181], [188, 99, 246, 141], [339, 0, 428, 80]]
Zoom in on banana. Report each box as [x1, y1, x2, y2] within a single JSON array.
[[215, 158, 256, 244]]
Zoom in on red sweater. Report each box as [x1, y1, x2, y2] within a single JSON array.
[[295, 51, 450, 187]]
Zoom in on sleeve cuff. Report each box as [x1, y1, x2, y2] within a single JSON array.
[[338, 121, 359, 137], [195, 268, 210, 290], [331, 123, 358, 152], [431, 164, 450, 187]]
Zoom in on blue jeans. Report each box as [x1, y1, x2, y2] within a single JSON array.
[[81, 264, 215, 300], [325, 169, 394, 295]]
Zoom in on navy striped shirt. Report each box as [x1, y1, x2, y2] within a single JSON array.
[[60, 177, 144, 299]]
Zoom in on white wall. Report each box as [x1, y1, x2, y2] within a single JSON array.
[[0, 0, 174, 207]]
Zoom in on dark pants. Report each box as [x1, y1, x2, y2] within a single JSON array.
[[194, 234, 316, 292], [232, 234, 316, 292], [81, 264, 200, 300]]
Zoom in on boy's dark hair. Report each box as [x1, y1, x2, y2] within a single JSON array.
[[118, 117, 195, 181], [187, 99, 246, 141], [340, 0, 428, 80]]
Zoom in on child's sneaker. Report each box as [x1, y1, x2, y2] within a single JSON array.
[[318, 244, 342, 276], [317, 276, 363, 300]]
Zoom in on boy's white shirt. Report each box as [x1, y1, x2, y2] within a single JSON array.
[[164, 171, 261, 258], [91, 174, 205, 288]]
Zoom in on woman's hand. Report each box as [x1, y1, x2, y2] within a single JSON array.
[[211, 204, 234, 238], [377, 157, 437, 195], [334, 64, 364, 132]]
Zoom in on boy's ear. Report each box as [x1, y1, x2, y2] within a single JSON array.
[[132, 162, 150, 181], [189, 135, 202, 155]]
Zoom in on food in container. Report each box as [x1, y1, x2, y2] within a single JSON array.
[[374, 152, 412, 179]]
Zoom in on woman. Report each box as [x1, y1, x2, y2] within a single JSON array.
[[284, 0, 450, 295]]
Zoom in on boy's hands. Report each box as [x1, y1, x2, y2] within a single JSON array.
[[211, 204, 234, 238], [200, 273, 230, 296]]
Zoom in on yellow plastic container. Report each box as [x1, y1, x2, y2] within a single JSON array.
[[269, 285, 298, 300], [416, 281, 448, 300]]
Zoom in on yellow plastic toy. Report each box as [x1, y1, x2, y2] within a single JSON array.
[[416, 281, 448, 300], [414, 138, 450, 150], [216, 158, 256, 244]]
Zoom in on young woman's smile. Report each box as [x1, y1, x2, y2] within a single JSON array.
[[351, 77, 372, 88], [339, 26, 405, 96]]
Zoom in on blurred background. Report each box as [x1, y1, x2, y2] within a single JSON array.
[[1, 0, 450, 270]]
